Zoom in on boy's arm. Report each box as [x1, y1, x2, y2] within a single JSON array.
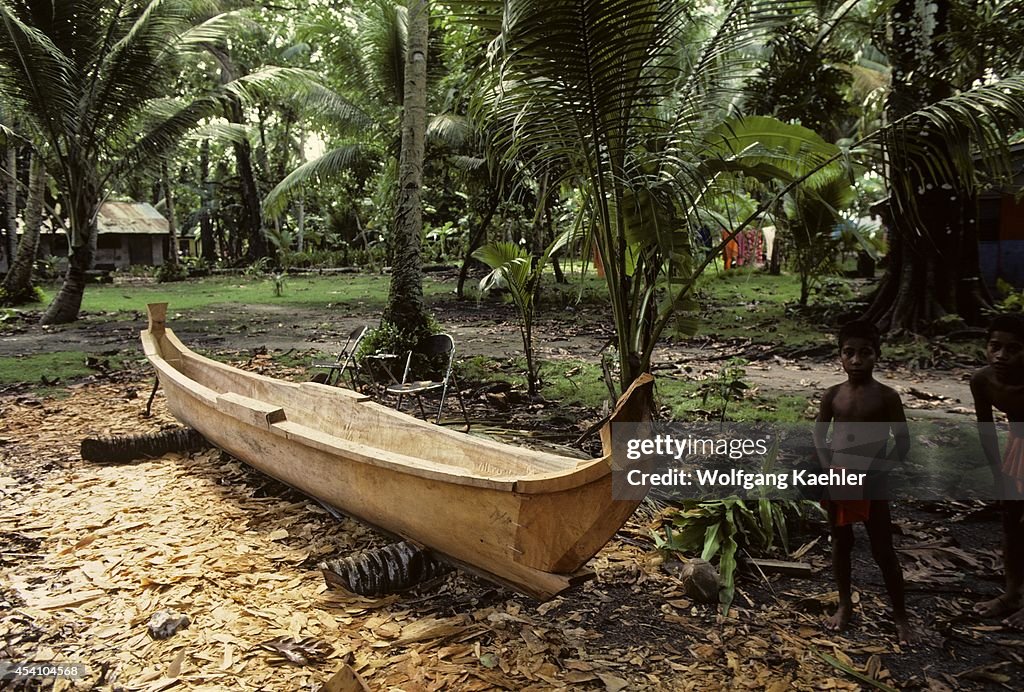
[[813, 388, 835, 469], [886, 390, 910, 463], [970, 371, 1003, 484]]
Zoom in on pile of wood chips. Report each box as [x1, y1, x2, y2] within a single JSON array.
[[0, 369, 902, 691]]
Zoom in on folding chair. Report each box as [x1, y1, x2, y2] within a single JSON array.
[[310, 325, 368, 388], [385, 333, 469, 427]]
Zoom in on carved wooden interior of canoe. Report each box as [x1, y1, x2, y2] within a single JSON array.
[[141, 303, 653, 599]]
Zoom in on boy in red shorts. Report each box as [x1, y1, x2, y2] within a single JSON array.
[[813, 320, 916, 643]]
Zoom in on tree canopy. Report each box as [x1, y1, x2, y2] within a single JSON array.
[[1, 0, 1022, 358]]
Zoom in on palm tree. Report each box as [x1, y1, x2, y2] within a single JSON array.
[[461, 0, 844, 391], [0, 1, 241, 323], [461, 0, 1024, 391], [382, 0, 432, 337], [2, 116, 16, 267], [784, 171, 855, 306], [0, 149, 46, 305], [262, 0, 406, 225], [264, 0, 438, 340], [862, 0, 1024, 331]]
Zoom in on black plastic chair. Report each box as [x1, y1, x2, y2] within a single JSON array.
[[385, 333, 469, 426], [310, 325, 368, 388]]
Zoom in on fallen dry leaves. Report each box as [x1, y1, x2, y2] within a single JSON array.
[[0, 364, 1000, 690]]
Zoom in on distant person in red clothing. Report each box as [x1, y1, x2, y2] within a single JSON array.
[[813, 320, 917, 643], [721, 229, 739, 270]]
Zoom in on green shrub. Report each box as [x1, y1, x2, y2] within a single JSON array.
[[994, 279, 1024, 313], [356, 316, 443, 360], [0, 285, 44, 306], [182, 256, 211, 276], [243, 257, 273, 277], [156, 262, 189, 283], [656, 496, 820, 615]]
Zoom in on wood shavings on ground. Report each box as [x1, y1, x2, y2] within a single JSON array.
[[1, 370, 1022, 690]]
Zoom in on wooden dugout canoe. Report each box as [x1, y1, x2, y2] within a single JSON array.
[[141, 303, 653, 600]]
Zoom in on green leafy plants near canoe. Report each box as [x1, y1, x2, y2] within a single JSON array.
[[655, 496, 822, 615]]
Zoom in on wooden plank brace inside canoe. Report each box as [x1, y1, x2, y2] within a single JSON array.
[[216, 392, 287, 429]]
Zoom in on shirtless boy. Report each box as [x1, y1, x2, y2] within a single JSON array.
[[971, 314, 1024, 628], [813, 320, 916, 644]]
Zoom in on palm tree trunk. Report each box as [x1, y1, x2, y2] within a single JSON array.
[[3, 144, 16, 268], [383, 0, 430, 335], [862, 0, 990, 331], [0, 154, 45, 304], [296, 129, 306, 253], [232, 101, 268, 263], [199, 139, 216, 263], [41, 175, 98, 325], [206, 44, 267, 263], [41, 246, 91, 324], [161, 162, 179, 267]]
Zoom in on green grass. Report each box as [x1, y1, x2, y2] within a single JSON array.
[[459, 356, 615, 409], [24, 266, 836, 360], [459, 354, 810, 422], [35, 274, 454, 315], [691, 268, 829, 349], [699, 266, 803, 304], [657, 375, 810, 423], [0, 351, 131, 386]]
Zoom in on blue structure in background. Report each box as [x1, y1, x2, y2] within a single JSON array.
[[978, 142, 1024, 291]]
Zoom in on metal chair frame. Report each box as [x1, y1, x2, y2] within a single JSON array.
[[385, 333, 469, 426], [311, 325, 368, 388]]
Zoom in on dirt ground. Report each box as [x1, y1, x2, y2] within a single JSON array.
[[1, 297, 1019, 691], [0, 296, 975, 407]]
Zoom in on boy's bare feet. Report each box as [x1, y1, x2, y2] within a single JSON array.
[[825, 603, 852, 632], [894, 615, 919, 645], [1003, 607, 1024, 630], [975, 593, 1021, 618]]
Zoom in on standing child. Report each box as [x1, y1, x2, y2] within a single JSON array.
[[813, 320, 917, 644], [970, 314, 1024, 627]]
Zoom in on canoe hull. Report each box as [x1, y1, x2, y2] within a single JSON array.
[[142, 304, 652, 599]]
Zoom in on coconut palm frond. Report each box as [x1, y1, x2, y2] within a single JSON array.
[[263, 143, 381, 217], [0, 5, 79, 144], [427, 113, 474, 149], [186, 119, 252, 145], [673, 0, 814, 141], [881, 75, 1024, 189], [361, 0, 407, 106], [177, 10, 258, 49], [87, 2, 211, 145], [699, 115, 844, 183], [0, 120, 31, 148], [107, 93, 223, 182], [222, 66, 322, 104], [449, 155, 488, 172], [484, 0, 683, 166], [219, 66, 371, 131], [293, 82, 375, 133]]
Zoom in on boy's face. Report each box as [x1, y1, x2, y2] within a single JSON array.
[[987, 330, 1024, 383], [840, 337, 877, 382]]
